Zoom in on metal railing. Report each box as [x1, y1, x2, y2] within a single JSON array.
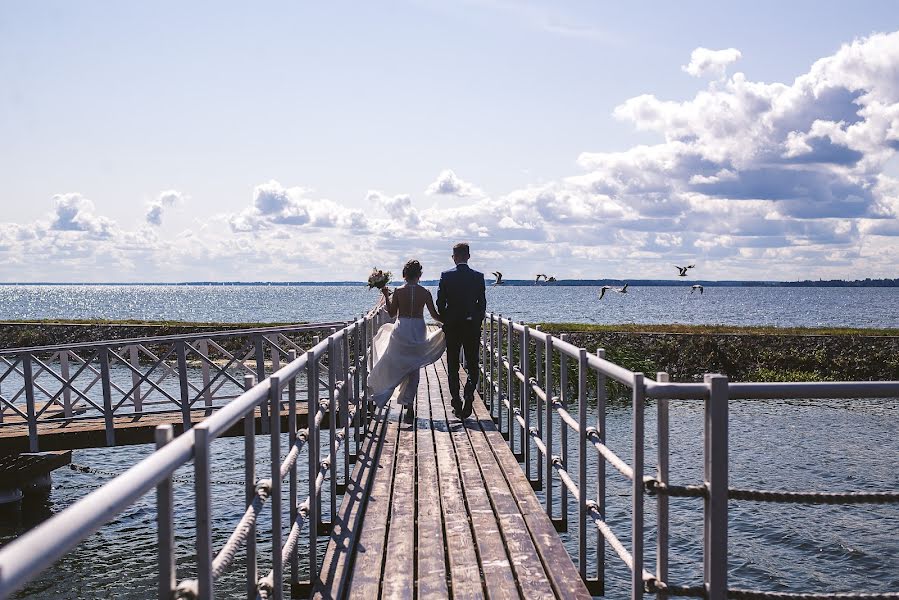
[[480, 313, 899, 600], [0, 305, 392, 599], [0, 321, 351, 450]]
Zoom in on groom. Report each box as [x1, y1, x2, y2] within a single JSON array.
[[437, 242, 487, 419]]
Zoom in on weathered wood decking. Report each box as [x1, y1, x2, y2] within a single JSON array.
[[315, 355, 591, 599], [0, 407, 311, 454]]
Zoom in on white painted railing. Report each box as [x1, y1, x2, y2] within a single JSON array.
[[0, 306, 391, 600], [0, 321, 351, 450], [480, 312, 899, 600]]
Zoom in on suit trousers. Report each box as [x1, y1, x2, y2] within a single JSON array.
[[444, 320, 481, 407]]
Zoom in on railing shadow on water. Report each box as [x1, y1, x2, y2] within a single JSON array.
[[0, 304, 391, 600], [479, 313, 899, 600]]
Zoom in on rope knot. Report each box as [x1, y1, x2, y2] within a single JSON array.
[[256, 479, 273, 495]]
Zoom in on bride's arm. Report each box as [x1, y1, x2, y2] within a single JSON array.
[[424, 290, 442, 322], [382, 287, 398, 317]]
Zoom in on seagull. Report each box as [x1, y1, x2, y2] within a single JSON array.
[[535, 274, 547, 284], [691, 284, 704, 295], [599, 285, 612, 299], [547, 276, 557, 283], [613, 283, 629, 294], [492, 271, 504, 286], [675, 265, 696, 277]]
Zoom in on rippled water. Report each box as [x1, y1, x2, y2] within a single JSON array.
[[0, 284, 898, 328], [1, 285, 898, 598]]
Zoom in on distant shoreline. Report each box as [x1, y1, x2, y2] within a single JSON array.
[[1, 278, 899, 288]]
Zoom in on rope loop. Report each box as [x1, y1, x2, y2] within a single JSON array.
[[255, 479, 273, 496]]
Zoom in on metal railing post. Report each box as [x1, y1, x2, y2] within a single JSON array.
[[255, 335, 269, 433], [578, 348, 588, 579], [353, 320, 361, 456], [656, 372, 670, 596], [155, 424, 175, 600], [631, 373, 645, 600], [497, 314, 503, 427], [328, 335, 337, 526], [100, 346, 116, 446], [534, 326, 543, 490], [506, 319, 514, 450], [194, 422, 214, 600], [704, 374, 729, 600], [270, 375, 283, 600], [288, 351, 299, 591], [60, 350, 73, 417], [306, 350, 319, 581], [199, 340, 213, 407], [559, 333, 569, 527], [128, 346, 142, 412], [544, 335, 554, 517], [22, 354, 39, 452], [488, 315, 495, 412], [243, 375, 257, 600], [596, 348, 607, 589], [343, 327, 351, 478], [175, 341, 191, 431], [521, 323, 530, 470]]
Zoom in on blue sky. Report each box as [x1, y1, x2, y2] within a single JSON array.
[[2, 1, 898, 281]]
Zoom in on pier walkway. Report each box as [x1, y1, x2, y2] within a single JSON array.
[[315, 356, 590, 599], [2, 309, 899, 600]]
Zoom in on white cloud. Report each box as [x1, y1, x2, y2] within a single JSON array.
[[146, 190, 185, 226], [425, 169, 484, 197], [682, 47, 742, 78], [50, 193, 116, 238], [4, 31, 899, 281]]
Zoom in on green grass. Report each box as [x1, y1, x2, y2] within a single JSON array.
[[534, 322, 899, 336]]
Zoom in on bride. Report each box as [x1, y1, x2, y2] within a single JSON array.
[[367, 259, 445, 424]]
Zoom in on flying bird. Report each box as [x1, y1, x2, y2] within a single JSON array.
[[535, 274, 547, 284], [614, 283, 629, 294], [691, 284, 704, 295], [547, 276, 557, 283], [675, 265, 696, 277], [599, 285, 612, 299], [492, 271, 504, 286]]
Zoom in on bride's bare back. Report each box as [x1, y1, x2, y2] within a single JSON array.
[[386, 283, 441, 321]]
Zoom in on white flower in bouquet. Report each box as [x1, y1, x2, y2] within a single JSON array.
[[367, 268, 392, 290]]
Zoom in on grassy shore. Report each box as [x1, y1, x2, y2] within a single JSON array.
[[1, 319, 897, 382]]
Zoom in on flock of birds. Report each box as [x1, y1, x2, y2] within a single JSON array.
[[490, 264, 704, 297]]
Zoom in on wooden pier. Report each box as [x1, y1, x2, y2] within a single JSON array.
[[314, 356, 590, 599]]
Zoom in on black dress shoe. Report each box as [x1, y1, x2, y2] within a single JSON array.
[[461, 402, 473, 419], [403, 408, 415, 424]]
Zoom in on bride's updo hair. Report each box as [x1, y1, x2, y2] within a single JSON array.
[[402, 259, 423, 281]]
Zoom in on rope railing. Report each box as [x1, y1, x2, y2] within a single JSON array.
[[480, 312, 899, 600]]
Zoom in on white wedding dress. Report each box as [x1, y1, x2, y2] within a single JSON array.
[[367, 285, 446, 408]]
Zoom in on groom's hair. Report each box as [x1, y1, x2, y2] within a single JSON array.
[[452, 242, 470, 258]]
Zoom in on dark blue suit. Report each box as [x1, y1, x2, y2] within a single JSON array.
[[437, 263, 486, 414]]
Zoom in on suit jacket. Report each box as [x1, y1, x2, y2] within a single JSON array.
[[436, 264, 486, 326]]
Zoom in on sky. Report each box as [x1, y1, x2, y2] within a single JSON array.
[[1, 1, 899, 282]]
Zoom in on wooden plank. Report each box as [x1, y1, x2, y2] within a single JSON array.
[[0, 406, 314, 454], [344, 403, 401, 595], [432, 363, 520, 600], [382, 377, 417, 599], [415, 368, 449, 598], [466, 380, 592, 600], [313, 402, 389, 597], [427, 364, 484, 600]]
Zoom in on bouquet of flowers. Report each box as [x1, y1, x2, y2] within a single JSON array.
[[367, 268, 392, 290]]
